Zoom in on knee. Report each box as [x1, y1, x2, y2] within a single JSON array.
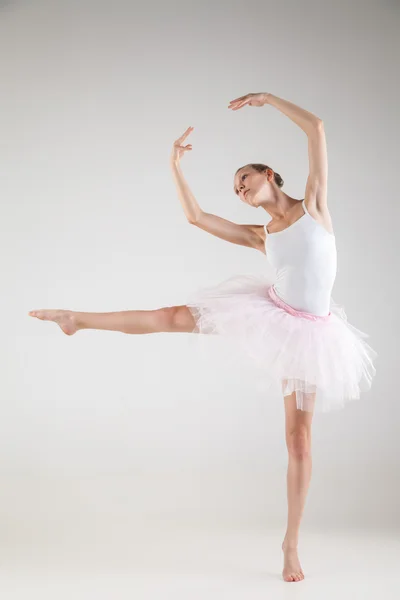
[[286, 426, 311, 460], [155, 306, 191, 333], [154, 307, 176, 332]]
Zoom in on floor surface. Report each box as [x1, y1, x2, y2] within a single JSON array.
[[0, 523, 398, 599]]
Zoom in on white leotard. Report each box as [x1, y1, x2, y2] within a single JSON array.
[[264, 200, 337, 316]]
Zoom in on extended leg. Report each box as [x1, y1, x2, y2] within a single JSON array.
[[281, 385, 315, 582], [28, 305, 197, 335]]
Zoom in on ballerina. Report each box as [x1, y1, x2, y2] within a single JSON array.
[[29, 91, 377, 582]]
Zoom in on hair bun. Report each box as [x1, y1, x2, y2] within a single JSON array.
[[274, 172, 284, 188]]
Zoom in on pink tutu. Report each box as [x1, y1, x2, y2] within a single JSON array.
[[186, 274, 377, 413]]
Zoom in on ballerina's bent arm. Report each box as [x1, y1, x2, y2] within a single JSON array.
[[170, 127, 265, 253]]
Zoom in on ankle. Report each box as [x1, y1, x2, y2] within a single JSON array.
[[283, 544, 298, 551], [282, 537, 298, 551], [73, 311, 85, 330]]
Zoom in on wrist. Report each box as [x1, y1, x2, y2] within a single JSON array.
[[263, 93, 271, 105], [170, 156, 180, 167]]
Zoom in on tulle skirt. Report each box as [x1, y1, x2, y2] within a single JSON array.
[[185, 274, 377, 413]]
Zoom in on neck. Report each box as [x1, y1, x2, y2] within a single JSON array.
[[261, 190, 301, 220]]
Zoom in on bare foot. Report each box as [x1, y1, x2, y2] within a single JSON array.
[[282, 540, 304, 582], [28, 309, 80, 336]]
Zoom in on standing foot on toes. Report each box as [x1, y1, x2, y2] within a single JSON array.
[[282, 540, 305, 582]]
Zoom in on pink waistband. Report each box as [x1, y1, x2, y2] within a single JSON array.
[[267, 285, 331, 321]]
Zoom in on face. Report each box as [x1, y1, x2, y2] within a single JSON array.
[[233, 166, 274, 206]]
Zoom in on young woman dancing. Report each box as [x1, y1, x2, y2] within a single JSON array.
[[28, 92, 377, 582]]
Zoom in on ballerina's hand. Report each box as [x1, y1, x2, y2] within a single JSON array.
[[171, 127, 194, 163], [228, 93, 270, 110]]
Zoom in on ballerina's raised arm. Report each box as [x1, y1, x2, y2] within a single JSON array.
[[170, 126, 267, 253]]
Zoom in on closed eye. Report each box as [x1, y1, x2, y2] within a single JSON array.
[[240, 174, 248, 193], [234, 173, 248, 195]]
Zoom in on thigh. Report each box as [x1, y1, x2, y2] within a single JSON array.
[[161, 304, 209, 334], [282, 379, 315, 434]]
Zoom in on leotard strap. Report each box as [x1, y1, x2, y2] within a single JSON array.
[[302, 199, 309, 215]]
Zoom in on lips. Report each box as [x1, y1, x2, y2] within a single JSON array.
[[244, 190, 250, 198]]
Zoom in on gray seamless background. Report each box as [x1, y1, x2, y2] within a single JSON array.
[[0, 0, 398, 540]]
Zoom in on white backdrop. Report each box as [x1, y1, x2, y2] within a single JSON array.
[[0, 0, 399, 568]]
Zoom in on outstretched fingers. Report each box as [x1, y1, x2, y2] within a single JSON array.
[[228, 96, 251, 110], [177, 126, 194, 143]]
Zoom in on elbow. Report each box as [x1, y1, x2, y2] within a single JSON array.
[[187, 211, 202, 225], [306, 118, 324, 137]]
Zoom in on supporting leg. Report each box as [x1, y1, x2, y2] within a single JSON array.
[[281, 386, 315, 582]]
